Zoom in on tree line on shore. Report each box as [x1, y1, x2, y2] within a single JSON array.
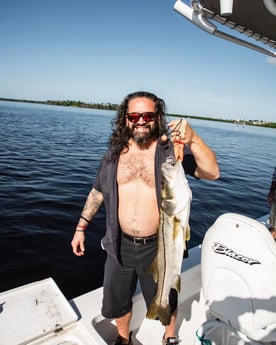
[[0, 97, 275, 128], [0, 97, 117, 111]]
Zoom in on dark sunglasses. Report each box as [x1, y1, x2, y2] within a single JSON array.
[[126, 112, 157, 123]]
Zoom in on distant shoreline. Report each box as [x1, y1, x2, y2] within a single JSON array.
[[1, 97, 275, 129]]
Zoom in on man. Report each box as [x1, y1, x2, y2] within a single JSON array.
[[267, 166, 276, 240], [71, 91, 220, 345]]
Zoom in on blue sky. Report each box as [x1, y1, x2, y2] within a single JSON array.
[[1, 0, 276, 122]]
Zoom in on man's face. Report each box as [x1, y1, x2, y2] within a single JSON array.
[[126, 97, 158, 146]]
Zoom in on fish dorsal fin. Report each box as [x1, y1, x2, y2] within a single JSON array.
[[172, 275, 181, 293], [148, 256, 159, 283]]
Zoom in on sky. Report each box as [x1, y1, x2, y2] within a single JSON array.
[[1, 0, 276, 122]]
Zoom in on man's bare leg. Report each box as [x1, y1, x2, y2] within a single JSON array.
[[115, 311, 132, 344], [164, 310, 177, 339]]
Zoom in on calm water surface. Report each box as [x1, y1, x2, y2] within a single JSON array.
[[0, 101, 275, 299]]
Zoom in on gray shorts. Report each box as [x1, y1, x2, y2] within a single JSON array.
[[101, 234, 178, 319]]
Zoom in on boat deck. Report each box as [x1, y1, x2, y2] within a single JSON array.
[[71, 250, 205, 345], [2, 214, 275, 345]]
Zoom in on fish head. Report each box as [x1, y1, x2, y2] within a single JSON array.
[[161, 159, 192, 217]]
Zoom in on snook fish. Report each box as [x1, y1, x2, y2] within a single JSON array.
[[146, 159, 192, 326]]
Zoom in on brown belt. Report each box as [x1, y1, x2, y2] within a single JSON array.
[[122, 232, 157, 245]]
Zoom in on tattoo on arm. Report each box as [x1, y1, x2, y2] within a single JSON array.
[[82, 188, 104, 219]]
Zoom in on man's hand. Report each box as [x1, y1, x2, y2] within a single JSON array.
[[71, 231, 86, 256], [168, 119, 195, 145]]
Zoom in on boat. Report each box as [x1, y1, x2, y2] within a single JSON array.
[[1, 1, 276, 344], [1, 213, 276, 345], [173, 0, 276, 58]]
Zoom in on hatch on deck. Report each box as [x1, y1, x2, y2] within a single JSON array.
[[0, 278, 95, 345]]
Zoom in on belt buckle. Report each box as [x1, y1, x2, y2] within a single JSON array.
[[133, 237, 146, 245]]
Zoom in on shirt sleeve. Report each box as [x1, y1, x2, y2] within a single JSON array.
[[92, 156, 105, 192], [272, 167, 276, 182], [183, 154, 197, 177]]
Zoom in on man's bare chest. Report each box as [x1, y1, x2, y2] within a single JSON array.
[[117, 152, 155, 188]]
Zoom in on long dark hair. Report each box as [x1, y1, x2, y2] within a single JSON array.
[[109, 91, 168, 158]]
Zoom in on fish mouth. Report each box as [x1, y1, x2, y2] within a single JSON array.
[[161, 160, 181, 179]]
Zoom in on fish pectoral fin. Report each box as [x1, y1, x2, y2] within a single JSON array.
[[173, 218, 181, 240], [172, 275, 181, 293], [183, 224, 190, 243], [148, 257, 158, 283], [146, 300, 172, 326]]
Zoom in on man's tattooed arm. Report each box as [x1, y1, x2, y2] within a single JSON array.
[[75, 188, 104, 230], [82, 188, 104, 219]]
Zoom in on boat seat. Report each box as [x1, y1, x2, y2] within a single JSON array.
[[195, 213, 276, 345]]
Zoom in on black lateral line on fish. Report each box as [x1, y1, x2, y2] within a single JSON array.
[[157, 217, 167, 308]]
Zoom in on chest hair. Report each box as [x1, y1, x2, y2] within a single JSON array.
[[117, 149, 155, 188]]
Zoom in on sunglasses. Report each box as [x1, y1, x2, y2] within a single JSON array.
[[126, 112, 157, 123]]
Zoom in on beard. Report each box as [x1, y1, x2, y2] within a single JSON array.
[[126, 122, 159, 149]]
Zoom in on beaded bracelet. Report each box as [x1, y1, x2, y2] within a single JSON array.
[[75, 229, 85, 232], [80, 215, 90, 224]]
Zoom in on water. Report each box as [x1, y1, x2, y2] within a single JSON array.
[[0, 101, 275, 299]]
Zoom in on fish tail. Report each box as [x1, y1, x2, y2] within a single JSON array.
[[146, 301, 171, 326]]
